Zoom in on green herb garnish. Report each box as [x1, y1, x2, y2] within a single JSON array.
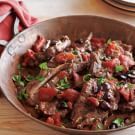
[[112, 118, 124, 127], [83, 74, 91, 82], [35, 75, 45, 82], [61, 101, 68, 108], [39, 62, 48, 70], [72, 49, 78, 55], [97, 77, 105, 85], [26, 75, 35, 82], [17, 89, 28, 100], [115, 65, 124, 72], [26, 74, 45, 82], [57, 77, 70, 90], [12, 74, 25, 86]]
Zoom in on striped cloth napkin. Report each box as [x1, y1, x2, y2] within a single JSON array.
[[0, 0, 38, 54]]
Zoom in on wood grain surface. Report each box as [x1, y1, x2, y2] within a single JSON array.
[[1, 0, 135, 135]]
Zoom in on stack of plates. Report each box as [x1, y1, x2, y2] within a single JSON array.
[[103, 0, 135, 16]]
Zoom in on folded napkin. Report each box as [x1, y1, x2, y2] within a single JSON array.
[[0, 0, 38, 53]]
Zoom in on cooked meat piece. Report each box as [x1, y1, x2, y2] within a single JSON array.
[[35, 52, 47, 62], [46, 47, 57, 59], [72, 62, 88, 73], [119, 100, 135, 112], [45, 36, 71, 59], [60, 109, 69, 118], [102, 88, 120, 111], [55, 36, 71, 52], [88, 52, 104, 77], [72, 71, 83, 88], [32, 35, 46, 52], [39, 101, 58, 115], [84, 32, 93, 52], [122, 44, 133, 52]]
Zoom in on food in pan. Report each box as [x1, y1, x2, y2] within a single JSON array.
[[12, 33, 135, 130]]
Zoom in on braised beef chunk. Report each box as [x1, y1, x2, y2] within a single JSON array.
[[13, 33, 135, 130]]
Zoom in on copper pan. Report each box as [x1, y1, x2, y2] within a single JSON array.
[[0, 15, 135, 135]]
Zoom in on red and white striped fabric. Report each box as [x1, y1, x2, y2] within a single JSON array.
[[0, 0, 38, 53]]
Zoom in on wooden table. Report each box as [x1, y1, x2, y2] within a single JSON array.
[[1, 0, 135, 135]]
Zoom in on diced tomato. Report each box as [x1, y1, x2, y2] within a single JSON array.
[[119, 55, 135, 71], [103, 58, 120, 72], [58, 71, 69, 79], [38, 87, 57, 101], [105, 42, 116, 56], [52, 112, 61, 126], [91, 37, 105, 49], [46, 117, 54, 124], [55, 52, 75, 64], [118, 87, 130, 101], [81, 53, 90, 61], [61, 88, 79, 102], [22, 49, 36, 66], [105, 42, 124, 56], [32, 35, 45, 52], [87, 97, 99, 107]]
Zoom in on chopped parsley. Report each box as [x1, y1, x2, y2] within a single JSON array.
[[83, 74, 91, 82], [72, 49, 78, 55], [26, 74, 45, 82], [115, 65, 124, 72], [17, 89, 28, 100], [112, 118, 124, 127], [97, 77, 105, 85], [39, 62, 48, 70], [12, 74, 25, 86], [35, 75, 45, 82], [26, 75, 35, 82], [61, 101, 68, 108], [57, 77, 70, 90]]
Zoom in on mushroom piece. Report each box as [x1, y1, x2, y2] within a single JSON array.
[[46, 36, 71, 59]]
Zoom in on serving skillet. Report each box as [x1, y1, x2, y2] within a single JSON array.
[[0, 15, 135, 135]]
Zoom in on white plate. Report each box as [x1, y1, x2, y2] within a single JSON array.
[[114, 0, 135, 7], [103, 0, 135, 16], [103, 0, 135, 12]]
